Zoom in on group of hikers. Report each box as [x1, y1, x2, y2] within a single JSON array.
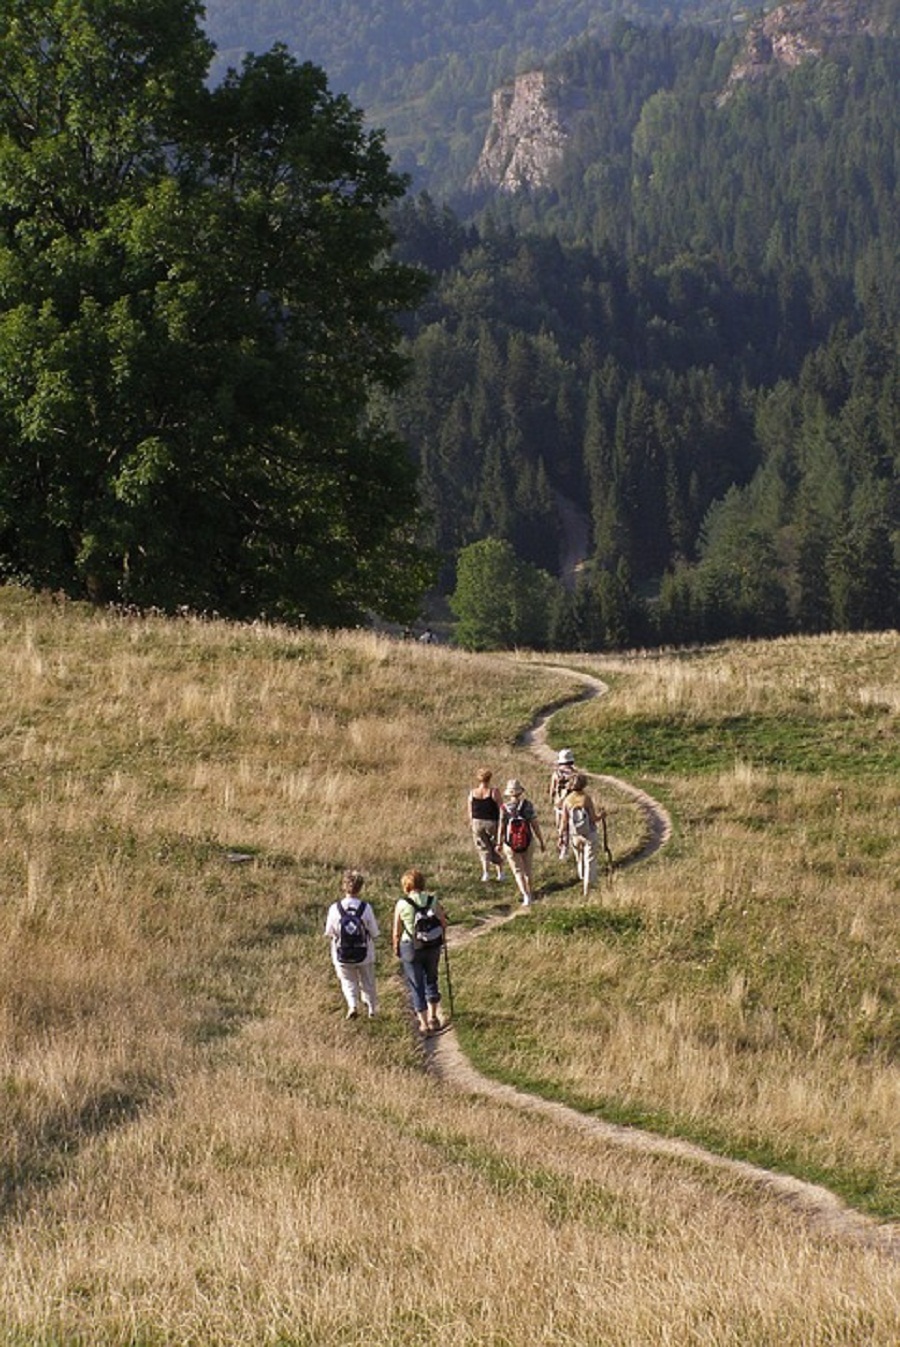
[[467, 751, 607, 905], [325, 750, 607, 1032], [324, 867, 449, 1034]]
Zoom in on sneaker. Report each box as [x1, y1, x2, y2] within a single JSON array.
[[521, 896, 531, 907], [481, 873, 490, 882], [494, 870, 504, 881], [346, 1008, 358, 1019]]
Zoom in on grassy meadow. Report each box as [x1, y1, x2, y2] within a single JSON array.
[[0, 585, 897, 1345]]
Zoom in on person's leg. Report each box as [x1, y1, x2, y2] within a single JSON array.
[[582, 835, 598, 897], [423, 947, 445, 1028], [518, 846, 534, 904], [401, 949, 429, 1033], [505, 846, 529, 903], [359, 960, 378, 1016], [334, 960, 361, 1017], [475, 824, 491, 880]]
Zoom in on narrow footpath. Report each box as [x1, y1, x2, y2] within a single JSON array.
[[426, 666, 899, 1261]]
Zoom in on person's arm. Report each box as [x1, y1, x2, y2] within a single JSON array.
[[530, 807, 546, 851], [391, 904, 404, 955]]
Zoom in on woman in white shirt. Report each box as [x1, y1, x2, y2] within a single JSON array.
[[324, 869, 380, 1019]]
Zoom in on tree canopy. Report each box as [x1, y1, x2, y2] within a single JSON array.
[[0, 0, 433, 624]]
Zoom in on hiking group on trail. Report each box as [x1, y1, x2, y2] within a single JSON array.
[[325, 751, 609, 1027]]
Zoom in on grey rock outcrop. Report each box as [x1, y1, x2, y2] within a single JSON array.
[[468, 70, 568, 194], [721, 0, 893, 100]]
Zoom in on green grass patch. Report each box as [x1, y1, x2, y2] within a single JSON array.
[[565, 712, 899, 778], [453, 1019, 898, 1219]]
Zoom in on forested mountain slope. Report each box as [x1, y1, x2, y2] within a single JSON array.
[[202, 0, 742, 190], [199, 3, 900, 650], [387, 16, 900, 648]]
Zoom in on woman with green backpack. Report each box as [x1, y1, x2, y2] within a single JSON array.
[[392, 868, 448, 1035]]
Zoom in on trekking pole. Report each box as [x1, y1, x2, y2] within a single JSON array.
[[442, 939, 455, 1020], [600, 810, 614, 873]]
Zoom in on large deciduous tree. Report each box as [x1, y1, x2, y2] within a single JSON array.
[[0, 1, 432, 623], [449, 537, 558, 650]]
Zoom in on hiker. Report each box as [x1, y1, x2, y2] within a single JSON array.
[[467, 766, 504, 882], [499, 778, 545, 907], [558, 773, 605, 898], [392, 868, 448, 1035], [324, 869, 380, 1019], [549, 748, 578, 852]]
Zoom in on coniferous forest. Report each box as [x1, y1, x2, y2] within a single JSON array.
[[383, 21, 900, 648]]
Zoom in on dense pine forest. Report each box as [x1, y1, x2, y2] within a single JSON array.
[[382, 20, 900, 648]]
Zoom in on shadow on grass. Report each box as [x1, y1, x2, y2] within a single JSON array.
[[0, 1084, 152, 1224]]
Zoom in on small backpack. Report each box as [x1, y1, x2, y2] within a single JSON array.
[[570, 803, 593, 838], [411, 895, 444, 950], [336, 898, 369, 964], [506, 807, 532, 853]]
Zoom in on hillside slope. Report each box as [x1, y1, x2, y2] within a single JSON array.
[[202, 0, 741, 189]]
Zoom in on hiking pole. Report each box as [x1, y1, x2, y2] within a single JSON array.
[[600, 810, 614, 873], [442, 940, 455, 1020]]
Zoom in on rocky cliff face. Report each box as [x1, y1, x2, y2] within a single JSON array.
[[471, 2, 894, 194], [721, 0, 893, 99], [468, 70, 569, 194]]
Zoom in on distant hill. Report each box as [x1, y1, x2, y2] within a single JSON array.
[[201, 1, 745, 192]]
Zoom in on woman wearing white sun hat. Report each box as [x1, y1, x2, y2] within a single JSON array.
[[499, 778, 545, 906], [549, 748, 578, 851]]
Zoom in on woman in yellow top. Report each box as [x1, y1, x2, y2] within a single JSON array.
[[558, 773, 604, 898]]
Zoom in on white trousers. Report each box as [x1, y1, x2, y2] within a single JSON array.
[[332, 956, 378, 1014], [572, 834, 598, 895]]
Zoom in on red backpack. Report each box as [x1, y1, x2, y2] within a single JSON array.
[[506, 807, 532, 853]]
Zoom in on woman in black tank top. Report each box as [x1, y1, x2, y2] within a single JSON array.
[[467, 767, 504, 882]]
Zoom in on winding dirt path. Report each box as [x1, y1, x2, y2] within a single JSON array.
[[426, 666, 899, 1260]]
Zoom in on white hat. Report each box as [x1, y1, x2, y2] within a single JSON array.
[[504, 778, 525, 798], [557, 749, 575, 765]]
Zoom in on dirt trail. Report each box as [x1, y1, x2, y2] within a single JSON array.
[[426, 666, 899, 1260]]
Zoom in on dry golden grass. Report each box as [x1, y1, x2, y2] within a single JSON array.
[[464, 639, 899, 1213], [0, 589, 897, 1345]]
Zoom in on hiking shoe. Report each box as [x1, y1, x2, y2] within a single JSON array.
[[346, 1008, 359, 1019]]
